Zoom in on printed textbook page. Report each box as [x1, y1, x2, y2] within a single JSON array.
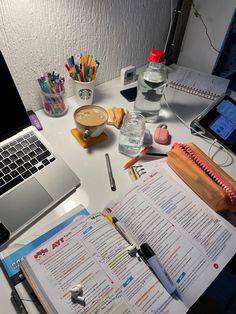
[[1, 204, 90, 314], [106, 162, 236, 308], [20, 214, 187, 314]]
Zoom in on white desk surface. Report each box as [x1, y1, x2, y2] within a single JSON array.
[[1, 75, 236, 313]]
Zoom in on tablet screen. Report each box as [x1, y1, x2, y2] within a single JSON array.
[[198, 96, 236, 154]]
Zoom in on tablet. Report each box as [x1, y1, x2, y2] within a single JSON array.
[[192, 95, 236, 155]]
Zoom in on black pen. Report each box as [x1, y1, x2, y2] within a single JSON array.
[[145, 152, 168, 156], [105, 153, 116, 191]]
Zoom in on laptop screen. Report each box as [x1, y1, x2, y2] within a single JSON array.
[[0, 51, 31, 142]]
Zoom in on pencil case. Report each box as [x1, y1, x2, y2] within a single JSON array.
[[167, 142, 236, 213]]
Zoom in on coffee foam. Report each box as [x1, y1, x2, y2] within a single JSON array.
[[75, 107, 107, 126]]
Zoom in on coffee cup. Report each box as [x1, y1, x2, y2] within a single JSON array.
[[74, 105, 108, 140]]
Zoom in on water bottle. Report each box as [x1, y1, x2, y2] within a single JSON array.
[[134, 49, 167, 123]]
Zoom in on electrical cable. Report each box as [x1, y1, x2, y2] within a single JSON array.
[[162, 92, 233, 167], [164, 0, 174, 53], [191, 1, 220, 53], [208, 140, 231, 167]]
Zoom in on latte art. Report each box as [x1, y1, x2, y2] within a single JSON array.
[[75, 107, 107, 127], [74, 105, 108, 139]]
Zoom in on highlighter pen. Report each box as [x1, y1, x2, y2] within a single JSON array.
[[140, 243, 177, 296]]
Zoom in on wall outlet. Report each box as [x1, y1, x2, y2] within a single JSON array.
[[120, 65, 136, 85]]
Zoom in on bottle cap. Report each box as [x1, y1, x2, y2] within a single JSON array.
[[148, 50, 165, 63]]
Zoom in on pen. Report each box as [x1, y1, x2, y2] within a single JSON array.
[[140, 243, 177, 296], [145, 152, 168, 156], [123, 146, 153, 170], [105, 153, 116, 191]]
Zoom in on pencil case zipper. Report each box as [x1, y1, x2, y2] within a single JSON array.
[[172, 143, 236, 206]]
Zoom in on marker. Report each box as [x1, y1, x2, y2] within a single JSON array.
[[105, 153, 116, 191], [140, 243, 177, 296]]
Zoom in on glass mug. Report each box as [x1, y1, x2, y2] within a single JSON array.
[[119, 112, 145, 157]]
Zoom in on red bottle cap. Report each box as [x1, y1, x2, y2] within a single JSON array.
[[148, 50, 165, 63]]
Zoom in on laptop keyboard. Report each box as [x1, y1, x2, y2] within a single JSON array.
[[0, 131, 56, 196]]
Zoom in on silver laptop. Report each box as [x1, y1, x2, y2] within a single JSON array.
[[0, 51, 80, 248]]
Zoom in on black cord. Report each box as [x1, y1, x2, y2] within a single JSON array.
[[191, 1, 220, 53]]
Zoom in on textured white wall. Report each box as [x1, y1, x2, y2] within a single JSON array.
[[0, 0, 171, 111]]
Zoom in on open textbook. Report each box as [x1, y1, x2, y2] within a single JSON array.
[[104, 160, 236, 308], [18, 160, 236, 313], [20, 213, 187, 314], [0, 205, 89, 314]]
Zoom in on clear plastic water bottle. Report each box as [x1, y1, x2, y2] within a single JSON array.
[[134, 49, 167, 123]]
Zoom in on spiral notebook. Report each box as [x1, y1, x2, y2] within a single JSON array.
[[168, 64, 229, 100]]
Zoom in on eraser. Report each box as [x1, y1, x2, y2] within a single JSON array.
[[154, 126, 170, 145], [120, 66, 136, 85]]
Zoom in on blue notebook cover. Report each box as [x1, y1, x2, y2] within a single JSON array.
[[1, 207, 89, 284]]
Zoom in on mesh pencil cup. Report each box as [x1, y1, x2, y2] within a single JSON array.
[[74, 80, 95, 106], [41, 90, 68, 117]]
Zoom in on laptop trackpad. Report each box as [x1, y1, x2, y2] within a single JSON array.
[[1, 178, 53, 233]]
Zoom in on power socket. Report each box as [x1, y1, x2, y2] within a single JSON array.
[[120, 65, 136, 85]]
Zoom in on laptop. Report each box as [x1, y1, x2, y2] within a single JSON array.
[[0, 51, 81, 248]]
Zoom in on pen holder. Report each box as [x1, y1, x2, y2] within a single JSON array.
[[74, 80, 95, 106], [41, 90, 68, 117]]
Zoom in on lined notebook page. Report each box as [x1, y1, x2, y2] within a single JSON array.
[[168, 64, 229, 100]]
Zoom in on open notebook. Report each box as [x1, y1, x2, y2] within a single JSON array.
[[167, 64, 230, 100]]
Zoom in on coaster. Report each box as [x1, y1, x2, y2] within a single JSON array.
[[71, 128, 108, 148]]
